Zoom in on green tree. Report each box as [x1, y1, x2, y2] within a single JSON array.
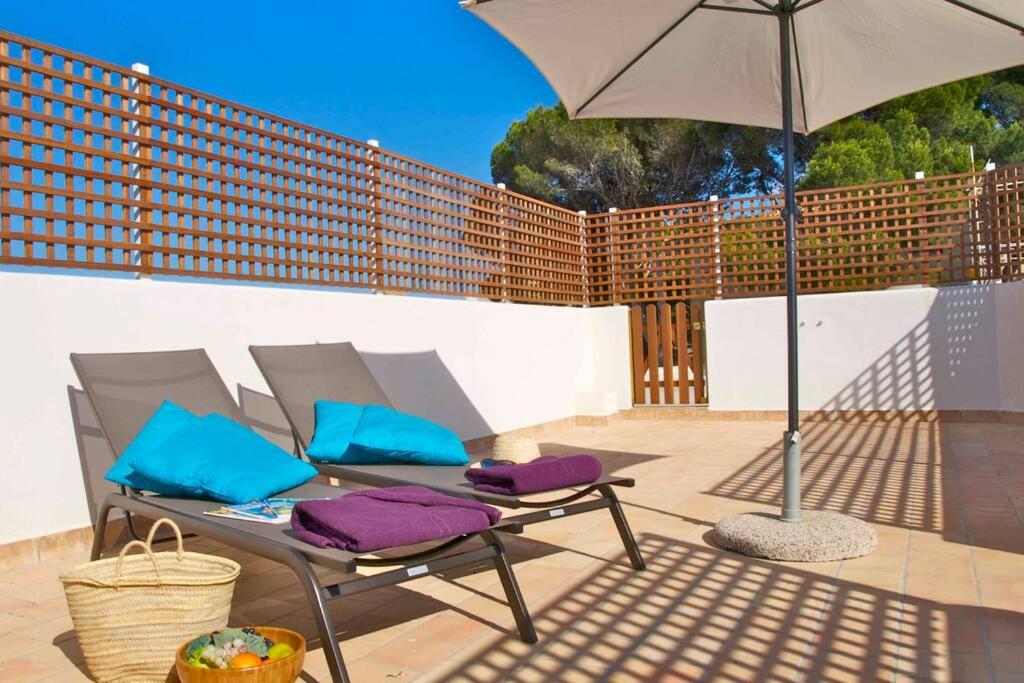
[[493, 68, 1024, 209], [800, 71, 1023, 189], [491, 104, 779, 212]]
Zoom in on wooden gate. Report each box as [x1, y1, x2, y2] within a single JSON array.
[[629, 301, 708, 405]]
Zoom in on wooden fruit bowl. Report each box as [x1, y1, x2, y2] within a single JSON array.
[[174, 627, 305, 683]]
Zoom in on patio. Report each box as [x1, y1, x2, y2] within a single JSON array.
[[3, 415, 1023, 682], [1, 22, 1024, 683]]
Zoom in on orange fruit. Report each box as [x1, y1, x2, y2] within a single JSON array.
[[229, 652, 263, 669]]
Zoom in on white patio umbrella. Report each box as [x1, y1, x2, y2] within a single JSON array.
[[461, 0, 1024, 533]]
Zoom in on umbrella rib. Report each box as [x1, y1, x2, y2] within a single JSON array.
[[792, 0, 830, 12], [574, 0, 709, 117], [938, 0, 1024, 34], [790, 13, 811, 133], [703, 4, 776, 15]]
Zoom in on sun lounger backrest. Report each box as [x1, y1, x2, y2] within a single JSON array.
[[249, 342, 392, 450], [70, 349, 244, 458]]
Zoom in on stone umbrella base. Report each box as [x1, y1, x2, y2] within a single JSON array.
[[713, 510, 877, 562]]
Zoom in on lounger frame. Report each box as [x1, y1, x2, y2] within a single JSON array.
[[248, 342, 646, 571], [71, 350, 536, 683]]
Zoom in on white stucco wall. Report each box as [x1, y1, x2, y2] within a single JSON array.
[[0, 271, 630, 544], [996, 282, 1024, 412], [705, 282, 1024, 412]]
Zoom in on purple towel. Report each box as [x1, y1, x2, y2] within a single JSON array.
[[290, 486, 501, 553], [464, 455, 603, 495]]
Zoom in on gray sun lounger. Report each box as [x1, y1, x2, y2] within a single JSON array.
[[248, 342, 646, 571], [70, 349, 536, 683]]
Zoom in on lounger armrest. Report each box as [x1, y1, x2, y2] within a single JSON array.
[[491, 519, 524, 534]]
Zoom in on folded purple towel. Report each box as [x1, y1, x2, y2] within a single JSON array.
[[291, 486, 501, 552], [464, 455, 603, 495]]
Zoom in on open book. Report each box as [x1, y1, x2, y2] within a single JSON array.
[[203, 498, 318, 524]]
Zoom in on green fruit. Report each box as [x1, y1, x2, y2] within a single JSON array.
[[186, 655, 210, 669], [267, 643, 295, 660]]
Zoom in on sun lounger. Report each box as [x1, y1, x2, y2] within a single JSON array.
[[248, 342, 646, 571], [70, 349, 536, 683]]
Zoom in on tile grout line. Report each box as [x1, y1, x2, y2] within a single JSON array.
[[789, 558, 844, 683], [952, 436, 998, 683], [888, 528, 912, 683]]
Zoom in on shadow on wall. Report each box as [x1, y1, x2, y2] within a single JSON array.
[[706, 285, 1024, 555], [237, 383, 297, 452], [67, 386, 121, 524], [361, 349, 491, 439], [238, 348, 492, 442], [822, 285, 995, 412], [441, 533, 1007, 682]]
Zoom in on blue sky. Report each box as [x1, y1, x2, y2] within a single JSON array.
[[0, 0, 557, 182]]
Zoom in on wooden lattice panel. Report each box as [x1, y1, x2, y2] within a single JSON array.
[[0, 34, 140, 272], [792, 172, 980, 294], [588, 201, 718, 304], [138, 74, 380, 286], [982, 164, 1024, 281], [503, 193, 587, 305], [0, 30, 587, 305], [378, 152, 501, 298], [588, 170, 999, 304], [2, 30, 1022, 309]]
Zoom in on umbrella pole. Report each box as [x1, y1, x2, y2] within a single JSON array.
[[779, 5, 801, 523]]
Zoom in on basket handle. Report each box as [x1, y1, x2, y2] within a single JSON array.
[[145, 517, 185, 560], [114, 540, 162, 588]]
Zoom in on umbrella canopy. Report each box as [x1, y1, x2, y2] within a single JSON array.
[[461, 0, 1024, 523], [460, 0, 1024, 134]]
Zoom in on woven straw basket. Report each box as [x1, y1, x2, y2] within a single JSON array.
[[492, 434, 541, 463], [60, 518, 240, 683]]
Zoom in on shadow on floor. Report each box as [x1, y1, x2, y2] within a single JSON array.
[[704, 417, 1024, 555], [706, 418, 948, 532], [537, 442, 666, 478], [86, 522, 573, 652], [703, 285, 1024, 554], [441, 533, 1011, 682]]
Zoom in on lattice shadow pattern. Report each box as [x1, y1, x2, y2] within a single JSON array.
[[707, 420, 947, 533], [442, 534, 993, 682]]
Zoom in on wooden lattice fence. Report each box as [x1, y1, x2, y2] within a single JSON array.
[[3, 30, 1024, 406]]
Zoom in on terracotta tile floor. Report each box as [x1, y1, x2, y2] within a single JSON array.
[[3, 417, 1024, 682]]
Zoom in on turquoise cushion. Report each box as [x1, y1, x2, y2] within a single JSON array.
[[306, 400, 365, 462], [353, 405, 469, 465], [105, 401, 199, 496], [307, 401, 468, 466], [128, 413, 318, 503]]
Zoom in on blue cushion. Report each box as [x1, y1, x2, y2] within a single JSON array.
[[306, 400, 365, 462], [128, 413, 318, 503], [105, 401, 200, 496], [353, 405, 469, 465], [307, 401, 468, 466]]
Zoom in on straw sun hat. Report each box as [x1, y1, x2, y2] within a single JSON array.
[[490, 434, 540, 464]]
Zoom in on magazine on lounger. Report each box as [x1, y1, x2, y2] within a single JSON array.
[[203, 498, 318, 524]]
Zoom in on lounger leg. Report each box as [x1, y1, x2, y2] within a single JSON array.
[[124, 510, 147, 542], [288, 553, 350, 683], [481, 531, 537, 644], [600, 485, 646, 571], [90, 496, 115, 561]]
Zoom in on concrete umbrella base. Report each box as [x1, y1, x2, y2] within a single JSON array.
[[713, 511, 877, 562]]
